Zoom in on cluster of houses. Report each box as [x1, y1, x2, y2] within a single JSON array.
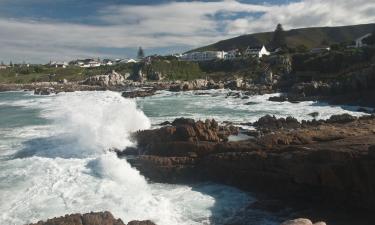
[[179, 45, 271, 62], [179, 33, 374, 62], [48, 58, 138, 68]]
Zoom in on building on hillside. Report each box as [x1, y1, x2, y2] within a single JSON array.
[[244, 45, 270, 58], [102, 59, 114, 66], [0, 65, 7, 70], [49, 61, 68, 68], [180, 51, 226, 61], [310, 47, 330, 54], [76, 58, 101, 68], [224, 49, 241, 60]]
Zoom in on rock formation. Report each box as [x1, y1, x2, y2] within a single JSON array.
[[280, 218, 326, 225], [82, 71, 125, 87], [28, 212, 156, 225], [125, 115, 375, 211]]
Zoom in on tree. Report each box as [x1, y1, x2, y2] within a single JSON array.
[[9, 61, 13, 67], [137, 47, 145, 59], [272, 24, 287, 49], [0, 61, 4, 66]]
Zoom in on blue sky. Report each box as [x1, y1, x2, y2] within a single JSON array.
[[0, 0, 374, 63]]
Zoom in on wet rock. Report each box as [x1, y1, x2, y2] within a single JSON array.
[[34, 87, 55, 95], [133, 118, 238, 156], [253, 115, 301, 130], [225, 78, 243, 90], [122, 89, 156, 98], [326, 114, 356, 123], [269, 95, 288, 102], [28, 211, 126, 225], [244, 101, 258, 105], [308, 112, 319, 119], [127, 220, 157, 225]]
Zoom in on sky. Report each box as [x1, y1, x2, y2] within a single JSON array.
[[0, 0, 374, 63]]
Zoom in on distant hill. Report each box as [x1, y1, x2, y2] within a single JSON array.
[[189, 23, 375, 52]]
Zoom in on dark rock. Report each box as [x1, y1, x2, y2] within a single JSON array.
[[122, 89, 156, 98], [269, 95, 288, 102], [326, 114, 356, 123], [34, 87, 55, 95], [130, 116, 375, 211], [127, 220, 157, 225], [244, 102, 258, 105], [28, 211, 126, 225], [308, 112, 319, 119], [159, 121, 170, 126], [253, 115, 301, 130]]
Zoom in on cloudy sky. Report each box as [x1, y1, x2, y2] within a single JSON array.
[[0, 0, 374, 63]]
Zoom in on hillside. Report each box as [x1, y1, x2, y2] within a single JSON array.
[[190, 23, 375, 52]]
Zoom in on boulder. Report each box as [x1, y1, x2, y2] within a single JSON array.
[[281, 218, 313, 225], [253, 115, 301, 130], [82, 71, 125, 86], [326, 114, 356, 123], [280, 219, 326, 225], [122, 89, 156, 98], [29, 211, 125, 225], [225, 78, 243, 89], [269, 95, 288, 102], [127, 220, 157, 225], [34, 87, 55, 95]]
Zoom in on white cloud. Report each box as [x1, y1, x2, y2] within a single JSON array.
[[0, 0, 374, 63]]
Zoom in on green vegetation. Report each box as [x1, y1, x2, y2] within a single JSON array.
[[190, 23, 375, 52], [292, 46, 375, 81], [141, 59, 204, 80], [0, 63, 134, 84]]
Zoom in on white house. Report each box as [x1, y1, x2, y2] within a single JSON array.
[[245, 45, 270, 58], [49, 61, 68, 68], [78, 58, 101, 68], [102, 59, 114, 66], [224, 49, 241, 60], [181, 51, 226, 61]]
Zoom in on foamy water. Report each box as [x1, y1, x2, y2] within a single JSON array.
[[0, 91, 283, 225], [0, 90, 369, 225]]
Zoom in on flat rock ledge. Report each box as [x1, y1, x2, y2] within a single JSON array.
[[28, 211, 156, 225]]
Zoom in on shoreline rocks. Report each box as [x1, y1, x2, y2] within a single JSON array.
[[125, 115, 375, 212], [28, 212, 156, 225]]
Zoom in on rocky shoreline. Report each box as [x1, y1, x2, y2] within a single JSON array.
[[116, 114, 375, 224]]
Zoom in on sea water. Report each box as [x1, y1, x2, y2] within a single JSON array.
[[0, 90, 366, 225]]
